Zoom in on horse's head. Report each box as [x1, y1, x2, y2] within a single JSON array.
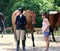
[[23, 10, 36, 29], [31, 11, 36, 25], [32, 11, 36, 17], [23, 10, 36, 24]]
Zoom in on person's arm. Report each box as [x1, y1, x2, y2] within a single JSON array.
[[44, 19, 50, 32]]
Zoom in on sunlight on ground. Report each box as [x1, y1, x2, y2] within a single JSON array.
[[0, 34, 60, 51]]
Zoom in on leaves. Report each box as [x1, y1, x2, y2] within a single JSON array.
[[0, 0, 60, 27]]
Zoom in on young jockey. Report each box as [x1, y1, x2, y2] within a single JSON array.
[[15, 8, 27, 51]]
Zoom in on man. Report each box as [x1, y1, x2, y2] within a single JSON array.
[[15, 8, 27, 51]]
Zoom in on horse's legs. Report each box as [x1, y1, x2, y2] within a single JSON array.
[[1, 32, 4, 38], [51, 30, 56, 41], [1, 25, 4, 38], [14, 32, 17, 42], [1, 23, 6, 38], [31, 31, 35, 47]]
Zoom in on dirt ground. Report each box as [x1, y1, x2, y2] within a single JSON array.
[[0, 34, 60, 51]]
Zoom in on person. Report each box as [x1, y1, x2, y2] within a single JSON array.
[[15, 7, 27, 51], [42, 13, 50, 51]]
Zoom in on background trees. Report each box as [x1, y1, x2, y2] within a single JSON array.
[[0, 0, 60, 27]]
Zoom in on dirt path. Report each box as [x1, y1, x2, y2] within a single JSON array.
[[0, 34, 60, 51]]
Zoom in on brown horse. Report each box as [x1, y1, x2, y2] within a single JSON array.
[[12, 10, 36, 47], [48, 11, 60, 41], [56, 12, 60, 26]]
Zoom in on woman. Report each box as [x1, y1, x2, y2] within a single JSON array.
[[42, 13, 50, 51]]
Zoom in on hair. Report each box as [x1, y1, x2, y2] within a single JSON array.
[[42, 13, 48, 18]]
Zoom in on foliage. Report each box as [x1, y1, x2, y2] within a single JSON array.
[[0, 0, 60, 27]]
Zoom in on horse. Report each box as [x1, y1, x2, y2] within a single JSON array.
[[0, 12, 5, 38], [48, 11, 60, 41], [12, 10, 36, 47]]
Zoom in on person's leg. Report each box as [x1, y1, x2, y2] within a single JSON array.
[[21, 30, 26, 50], [44, 32, 50, 51], [44, 36, 49, 51], [16, 30, 20, 51]]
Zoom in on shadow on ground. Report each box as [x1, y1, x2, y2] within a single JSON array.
[[2, 46, 60, 51]]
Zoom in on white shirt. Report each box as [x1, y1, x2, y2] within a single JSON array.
[[20, 14, 22, 18], [42, 18, 50, 32]]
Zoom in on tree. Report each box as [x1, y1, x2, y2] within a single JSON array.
[[0, 0, 60, 27]]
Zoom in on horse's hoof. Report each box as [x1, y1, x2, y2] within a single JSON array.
[[1, 36, 3, 38], [53, 40, 56, 42], [33, 44, 35, 47], [49, 40, 56, 42], [45, 50, 47, 51], [49, 40, 52, 42]]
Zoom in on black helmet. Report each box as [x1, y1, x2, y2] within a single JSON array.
[[18, 7, 23, 13]]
